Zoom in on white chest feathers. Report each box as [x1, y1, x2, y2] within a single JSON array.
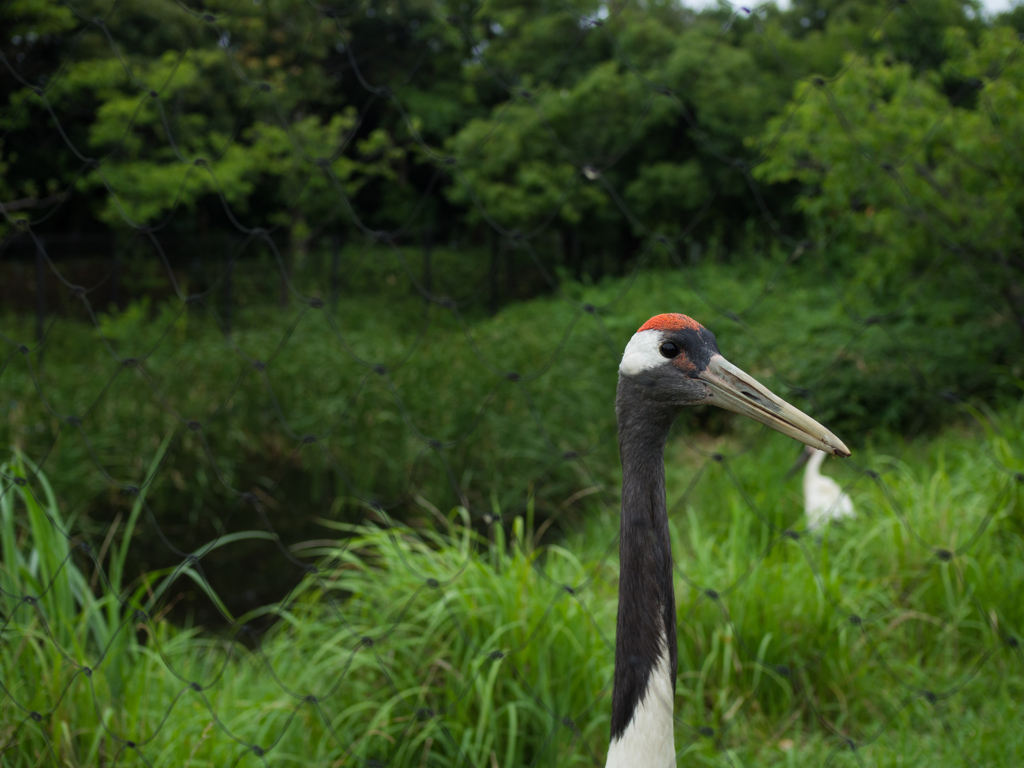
[[605, 637, 676, 768]]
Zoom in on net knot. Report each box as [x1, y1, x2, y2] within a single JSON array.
[[935, 549, 953, 562], [122, 357, 139, 368], [361, 636, 374, 648], [417, 707, 434, 721], [426, 578, 439, 588], [373, 364, 387, 375], [309, 297, 324, 309], [849, 614, 862, 626], [699, 726, 714, 738], [563, 450, 578, 460], [705, 589, 719, 600], [187, 419, 202, 431], [82, 667, 92, 677], [505, 371, 520, 382], [301, 434, 317, 444], [18, 345, 29, 354], [191, 681, 202, 692], [252, 360, 266, 372], [563, 585, 575, 595], [251, 746, 264, 757], [428, 439, 442, 449], [489, 650, 504, 660], [202, 13, 216, 21], [922, 690, 937, 704], [30, 711, 42, 722], [14, 477, 27, 487]]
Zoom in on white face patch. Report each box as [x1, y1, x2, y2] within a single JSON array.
[[619, 330, 667, 376]]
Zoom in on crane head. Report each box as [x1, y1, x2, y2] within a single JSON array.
[[619, 313, 850, 458]]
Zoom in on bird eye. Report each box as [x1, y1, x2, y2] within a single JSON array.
[[659, 341, 680, 359]]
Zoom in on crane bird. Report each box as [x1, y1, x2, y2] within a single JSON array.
[[607, 313, 849, 768], [793, 446, 856, 532]]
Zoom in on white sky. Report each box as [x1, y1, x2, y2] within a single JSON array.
[[687, 0, 1020, 15]]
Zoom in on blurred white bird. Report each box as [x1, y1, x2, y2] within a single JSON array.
[[796, 446, 856, 532]]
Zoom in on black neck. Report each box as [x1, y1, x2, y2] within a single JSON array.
[[610, 377, 679, 739]]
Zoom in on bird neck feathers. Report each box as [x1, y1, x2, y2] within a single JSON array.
[[609, 378, 679, 764]]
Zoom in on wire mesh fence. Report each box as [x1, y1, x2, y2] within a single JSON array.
[[2, 0, 1024, 765]]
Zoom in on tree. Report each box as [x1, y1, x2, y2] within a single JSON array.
[[753, 25, 1024, 414]]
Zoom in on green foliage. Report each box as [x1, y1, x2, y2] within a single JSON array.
[[754, 26, 1024, 373], [0, 440, 169, 704], [1, 0, 998, 262], [3, 257, 1022, 631], [2, 401, 1022, 765], [0, 0, 407, 244]]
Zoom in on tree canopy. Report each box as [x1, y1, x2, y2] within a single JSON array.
[[2, 0, 1021, 325]]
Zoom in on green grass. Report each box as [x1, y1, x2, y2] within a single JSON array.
[[3, 253, 1023, 764], [3, 397, 1022, 766], [4, 254, 1021, 592]]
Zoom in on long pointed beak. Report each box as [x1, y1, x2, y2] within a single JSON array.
[[698, 355, 850, 457]]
